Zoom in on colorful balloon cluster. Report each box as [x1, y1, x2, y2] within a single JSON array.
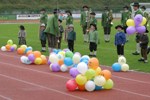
[[1, 40, 17, 52], [112, 56, 129, 72], [126, 14, 147, 35], [17, 45, 32, 55]]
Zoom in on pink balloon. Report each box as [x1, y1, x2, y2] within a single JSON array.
[[66, 79, 78, 91], [126, 26, 136, 35], [134, 14, 143, 26], [136, 26, 146, 34]]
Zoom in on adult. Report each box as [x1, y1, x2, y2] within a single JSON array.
[[44, 9, 60, 52], [64, 10, 73, 41], [101, 7, 113, 42], [40, 8, 48, 25], [132, 2, 143, 55], [80, 5, 91, 42], [121, 5, 131, 42]]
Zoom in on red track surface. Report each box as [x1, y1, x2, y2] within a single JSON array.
[[0, 50, 150, 100]]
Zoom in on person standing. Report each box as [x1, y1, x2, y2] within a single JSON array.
[[132, 2, 143, 55], [40, 8, 48, 26], [44, 9, 60, 52], [64, 10, 73, 41], [80, 5, 91, 42], [101, 7, 113, 42], [18, 25, 27, 45], [121, 5, 131, 42]]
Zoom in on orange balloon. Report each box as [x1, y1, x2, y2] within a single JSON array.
[[26, 50, 33, 56], [41, 55, 47, 64], [17, 48, 24, 55], [5, 44, 11, 51], [78, 85, 85, 91], [101, 70, 112, 80], [88, 57, 100, 70], [58, 59, 64, 66], [33, 51, 41, 58]]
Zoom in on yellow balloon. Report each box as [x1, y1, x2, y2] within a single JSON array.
[[75, 74, 87, 85], [34, 57, 42, 65], [126, 19, 135, 26], [95, 67, 102, 76], [140, 17, 147, 26]]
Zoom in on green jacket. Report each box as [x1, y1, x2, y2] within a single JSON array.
[[66, 15, 73, 26], [90, 17, 97, 25], [88, 30, 99, 44], [44, 14, 59, 36], [134, 9, 143, 16], [40, 13, 48, 25], [121, 11, 131, 26], [67, 30, 76, 41], [101, 11, 113, 27], [80, 11, 90, 26]]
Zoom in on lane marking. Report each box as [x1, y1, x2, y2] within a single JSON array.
[[0, 95, 12, 100]]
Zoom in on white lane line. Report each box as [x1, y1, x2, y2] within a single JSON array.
[[114, 88, 150, 98], [0, 73, 88, 100], [0, 95, 12, 100]]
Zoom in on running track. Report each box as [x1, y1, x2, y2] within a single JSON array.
[[0, 50, 150, 100]]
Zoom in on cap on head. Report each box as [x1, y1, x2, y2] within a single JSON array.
[[90, 12, 96, 15], [132, 2, 140, 7], [123, 5, 129, 9], [141, 6, 146, 10], [83, 5, 89, 9], [115, 25, 124, 30], [69, 24, 74, 28], [40, 23, 45, 27]]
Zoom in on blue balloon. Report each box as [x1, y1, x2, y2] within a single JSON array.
[[81, 60, 89, 65], [80, 58, 89, 62], [64, 57, 73, 66], [112, 63, 121, 72], [95, 85, 103, 91], [73, 64, 78, 67], [53, 49, 59, 54], [25, 47, 32, 53]]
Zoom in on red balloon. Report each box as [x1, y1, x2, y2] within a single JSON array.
[[66, 79, 78, 91]]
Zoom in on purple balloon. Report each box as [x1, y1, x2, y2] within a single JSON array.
[[10, 46, 15, 52], [28, 54, 35, 62], [126, 26, 136, 35], [69, 67, 80, 78], [134, 14, 143, 26], [48, 60, 51, 65], [51, 63, 60, 72], [136, 26, 146, 34]]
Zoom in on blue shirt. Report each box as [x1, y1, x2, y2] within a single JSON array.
[[115, 31, 126, 45]]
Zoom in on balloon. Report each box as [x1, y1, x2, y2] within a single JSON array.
[[1, 46, 6, 51], [118, 56, 126, 65], [34, 57, 42, 65], [85, 69, 96, 80], [65, 51, 74, 58], [5, 44, 11, 51], [77, 62, 88, 74], [126, 26, 136, 35], [60, 64, 68, 72], [20, 56, 27, 63], [25, 47, 32, 53], [136, 26, 146, 34], [66, 79, 78, 91], [48, 60, 51, 66], [85, 80, 95, 92], [72, 54, 81, 64], [33, 51, 41, 58], [141, 17, 147, 26], [26, 50, 32, 56], [17, 48, 24, 55], [57, 54, 64, 60], [81, 59, 89, 65], [41, 55, 47, 64], [88, 58, 99, 70], [28, 54, 35, 62], [78, 85, 85, 91], [101, 70, 111, 80], [103, 79, 114, 89], [58, 59, 64, 66], [20, 45, 27, 52], [58, 51, 65, 57], [10, 46, 15, 52], [95, 67, 102, 76], [64, 57, 73, 66], [12, 44, 17, 50], [53, 49, 59, 54], [69, 67, 80, 78], [7, 39, 13, 45], [80, 55, 90, 62], [24, 57, 32, 64], [121, 64, 129, 72], [134, 14, 143, 26], [94, 76, 106, 86], [49, 53, 59, 63], [95, 85, 103, 91], [51, 63, 60, 72], [74, 52, 81, 56], [126, 19, 135, 26], [112, 63, 121, 72], [75, 74, 87, 85]]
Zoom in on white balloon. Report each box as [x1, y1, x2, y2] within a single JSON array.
[[1, 46, 6, 51], [20, 56, 28, 64], [118, 56, 126, 65], [57, 54, 64, 60], [24, 58, 32, 64], [77, 62, 88, 75], [85, 80, 95, 92], [73, 54, 81, 64], [94, 76, 106, 86], [49, 54, 59, 63], [60, 64, 68, 72], [121, 64, 129, 72]]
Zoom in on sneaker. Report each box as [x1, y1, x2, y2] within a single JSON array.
[[138, 58, 144, 62], [132, 52, 140, 55], [93, 55, 96, 57], [89, 54, 93, 57], [144, 60, 148, 63]]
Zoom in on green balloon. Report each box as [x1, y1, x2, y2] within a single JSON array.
[[65, 51, 74, 58], [85, 69, 96, 80], [103, 79, 114, 89], [7, 39, 13, 45]]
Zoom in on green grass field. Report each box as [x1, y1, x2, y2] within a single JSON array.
[[0, 20, 150, 73]]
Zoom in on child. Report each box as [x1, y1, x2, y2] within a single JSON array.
[[138, 30, 149, 63], [88, 24, 99, 57], [57, 19, 64, 49], [67, 24, 76, 52], [39, 23, 46, 52], [18, 25, 26, 45], [114, 25, 126, 58]]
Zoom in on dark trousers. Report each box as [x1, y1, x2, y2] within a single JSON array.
[[19, 37, 26, 45], [57, 37, 62, 49], [89, 42, 97, 52], [141, 48, 148, 60], [117, 45, 124, 55], [103, 26, 111, 35], [82, 23, 88, 34], [41, 40, 46, 47], [123, 26, 128, 33], [68, 40, 74, 52], [46, 33, 56, 48]]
